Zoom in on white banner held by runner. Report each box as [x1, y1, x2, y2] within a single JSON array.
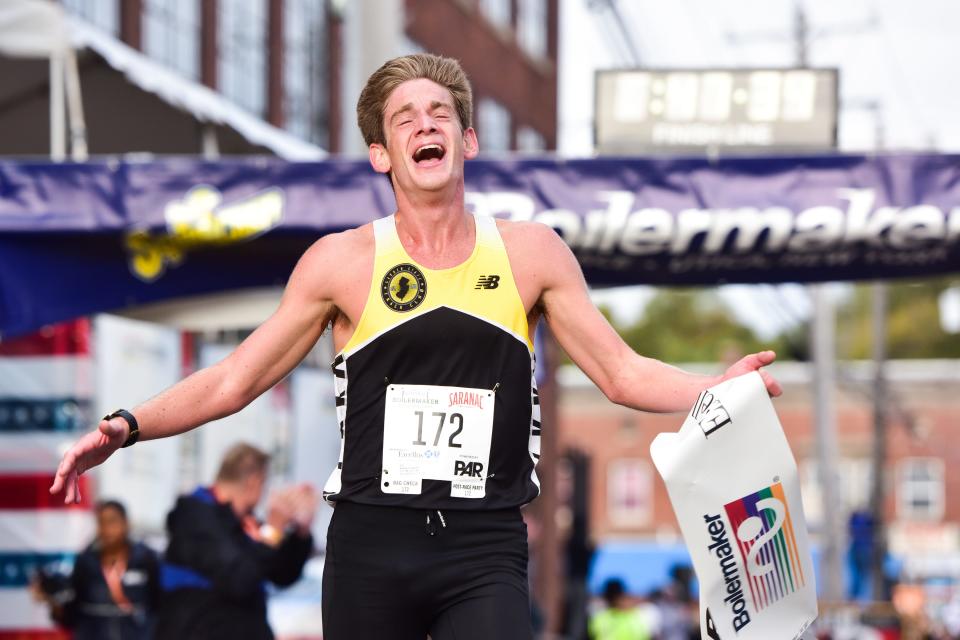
[[650, 372, 817, 640]]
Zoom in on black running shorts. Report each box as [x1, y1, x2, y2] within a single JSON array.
[[322, 501, 534, 640]]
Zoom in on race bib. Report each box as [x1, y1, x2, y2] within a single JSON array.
[[382, 384, 495, 498]]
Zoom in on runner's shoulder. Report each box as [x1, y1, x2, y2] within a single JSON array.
[[495, 218, 569, 257], [288, 224, 374, 303], [300, 223, 374, 270]]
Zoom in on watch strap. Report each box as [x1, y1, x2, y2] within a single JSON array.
[[104, 409, 140, 448]]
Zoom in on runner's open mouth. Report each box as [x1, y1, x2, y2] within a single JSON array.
[[413, 144, 445, 163]]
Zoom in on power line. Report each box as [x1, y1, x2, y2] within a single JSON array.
[[585, 0, 642, 66], [870, 2, 937, 149]]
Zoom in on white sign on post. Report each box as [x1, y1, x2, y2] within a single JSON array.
[[651, 372, 818, 640], [94, 314, 182, 533]]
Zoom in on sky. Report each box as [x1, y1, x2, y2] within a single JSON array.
[[557, 0, 960, 337]]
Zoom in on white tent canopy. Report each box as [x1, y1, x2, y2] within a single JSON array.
[[118, 287, 285, 331], [0, 0, 325, 160], [0, 0, 69, 58]]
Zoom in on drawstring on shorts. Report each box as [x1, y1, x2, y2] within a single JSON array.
[[425, 509, 447, 536]]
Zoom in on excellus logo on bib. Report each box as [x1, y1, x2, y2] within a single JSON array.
[[702, 481, 806, 633]]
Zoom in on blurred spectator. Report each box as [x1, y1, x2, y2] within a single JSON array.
[[651, 585, 693, 640], [941, 594, 960, 638], [156, 442, 317, 640], [588, 578, 653, 640], [32, 499, 160, 640], [847, 510, 875, 601], [638, 591, 663, 639]]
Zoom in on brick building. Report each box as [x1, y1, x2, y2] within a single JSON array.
[[337, 0, 558, 154], [58, 0, 558, 156], [403, 0, 558, 154], [557, 360, 960, 588]]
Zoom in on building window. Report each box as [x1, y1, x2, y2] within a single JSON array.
[[479, 0, 511, 31], [283, 0, 327, 145], [477, 98, 511, 153], [61, 0, 118, 35], [143, 0, 200, 80], [517, 126, 546, 153], [607, 458, 653, 527], [897, 458, 945, 522], [218, 0, 267, 116], [517, 0, 547, 60]]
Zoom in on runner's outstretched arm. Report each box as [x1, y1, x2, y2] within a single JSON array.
[[51, 235, 345, 503], [528, 224, 782, 413]]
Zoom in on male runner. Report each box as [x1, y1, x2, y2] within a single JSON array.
[[51, 53, 781, 640]]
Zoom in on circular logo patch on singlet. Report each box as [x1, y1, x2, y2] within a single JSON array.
[[381, 263, 427, 312]]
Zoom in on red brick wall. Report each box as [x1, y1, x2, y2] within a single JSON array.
[[558, 370, 960, 541], [404, 0, 558, 149]]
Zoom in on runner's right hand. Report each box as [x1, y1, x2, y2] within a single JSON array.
[[49, 418, 129, 503]]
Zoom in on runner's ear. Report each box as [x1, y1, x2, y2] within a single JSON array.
[[463, 128, 479, 160], [369, 143, 391, 174]]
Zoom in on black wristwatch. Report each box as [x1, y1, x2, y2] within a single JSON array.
[[104, 409, 140, 448]]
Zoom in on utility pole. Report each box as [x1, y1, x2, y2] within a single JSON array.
[[869, 100, 889, 603], [811, 284, 845, 603], [794, 0, 844, 604], [870, 282, 889, 601], [793, 1, 809, 66], [727, 0, 887, 604]]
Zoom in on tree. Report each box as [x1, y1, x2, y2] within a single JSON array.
[[609, 289, 791, 364], [837, 277, 960, 360]]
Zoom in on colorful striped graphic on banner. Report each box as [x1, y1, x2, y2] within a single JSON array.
[[724, 482, 805, 612], [0, 320, 93, 638]]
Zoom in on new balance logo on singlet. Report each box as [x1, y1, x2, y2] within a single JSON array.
[[475, 275, 500, 290]]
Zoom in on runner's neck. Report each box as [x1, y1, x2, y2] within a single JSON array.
[[393, 210, 476, 269]]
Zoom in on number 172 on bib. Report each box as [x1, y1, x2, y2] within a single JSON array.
[[381, 384, 495, 498]]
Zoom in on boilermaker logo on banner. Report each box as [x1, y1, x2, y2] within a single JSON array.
[[466, 187, 960, 280], [124, 186, 284, 281], [724, 481, 806, 612]]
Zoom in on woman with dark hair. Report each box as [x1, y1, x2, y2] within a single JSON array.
[[34, 500, 160, 640]]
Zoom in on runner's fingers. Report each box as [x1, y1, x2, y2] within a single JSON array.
[[50, 449, 76, 495], [744, 350, 775, 369], [49, 473, 62, 495], [63, 471, 76, 503], [759, 368, 782, 397], [71, 472, 82, 504]]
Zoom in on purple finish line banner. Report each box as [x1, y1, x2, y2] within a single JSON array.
[[0, 154, 958, 336], [463, 154, 960, 285]]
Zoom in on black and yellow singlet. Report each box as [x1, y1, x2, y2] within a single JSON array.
[[323, 213, 541, 510]]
